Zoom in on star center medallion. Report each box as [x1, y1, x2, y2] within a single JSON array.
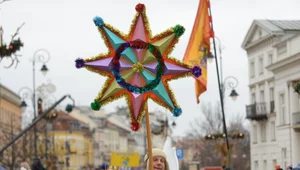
[[132, 62, 144, 72]]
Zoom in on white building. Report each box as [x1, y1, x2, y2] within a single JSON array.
[[242, 20, 300, 170]]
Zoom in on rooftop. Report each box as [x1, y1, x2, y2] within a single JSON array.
[[257, 20, 300, 32]]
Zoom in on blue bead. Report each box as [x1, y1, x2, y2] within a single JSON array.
[[93, 16, 104, 27], [116, 78, 122, 83], [133, 88, 141, 94], [172, 108, 182, 117]]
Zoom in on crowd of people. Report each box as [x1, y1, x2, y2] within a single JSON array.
[[1, 149, 299, 170], [275, 163, 300, 170]]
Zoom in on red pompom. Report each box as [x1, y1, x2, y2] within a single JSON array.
[[135, 3, 145, 13], [131, 121, 140, 131], [9, 45, 13, 50]]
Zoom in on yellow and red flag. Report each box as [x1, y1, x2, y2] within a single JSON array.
[[183, 0, 214, 103]]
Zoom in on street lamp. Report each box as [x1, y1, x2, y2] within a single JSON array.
[[171, 121, 176, 127], [209, 37, 239, 101], [208, 36, 224, 63], [19, 49, 51, 159], [40, 64, 49, 76], [20, 101, 28, 112], [230, 90, 238, 101], [222, 76, 239, 101], [207, 52, 214, 63], [19, 87, 33, 112], [19, 87, 36, 157]]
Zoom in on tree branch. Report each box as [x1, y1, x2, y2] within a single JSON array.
[[10, 23, 25, 42], [1, 23, 25, 68], [0, 0, 12, 5]]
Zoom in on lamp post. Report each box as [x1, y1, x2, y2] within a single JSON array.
[[209, 37, 239, 168], [19, 49, 50, 159], [208, 37, 239, 101], [18, 87, 36, 157]]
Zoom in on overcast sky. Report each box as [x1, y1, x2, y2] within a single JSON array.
[[1, 0, 300, 136]]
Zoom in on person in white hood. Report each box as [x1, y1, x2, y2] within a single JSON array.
[[144, 148, 170, 170]]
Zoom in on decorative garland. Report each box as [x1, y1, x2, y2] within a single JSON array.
[[204, 132, 245, 140], [0, 23, 25, 68], [0, 38, 23, 58], [293, 81, 300, 96], [44, 112, 58, 121]]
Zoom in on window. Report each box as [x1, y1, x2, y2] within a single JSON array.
[[254, 161, 259, 170], [250, 61, 255, 77], [259, 30, 262, 37], [270, 88, 275, 113], [273, 159, 277, 169], [282, 148, 287, 168], [280, 94, 285, 125], [259, 58, 264, 74], [268, 53, 273, 65], [282, 148, 287, 159], [270, 88, 274, 101], [260, 90, 265, 102], [253, 125, 257, 143], [298, 97, 300, 110], [252, 93, 256, 104], [271, 121, 276, 141], [261, 123, 266, 142], [277, 43, 287, 57], [263, 160, 267, 170]]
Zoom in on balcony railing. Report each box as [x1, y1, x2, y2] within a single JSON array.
[[270, 100, 275, 113], [292, 111, 300, 132], [246, 102, 268, 121]]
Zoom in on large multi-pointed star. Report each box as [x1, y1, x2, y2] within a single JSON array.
[[75, 3, 202, 131]]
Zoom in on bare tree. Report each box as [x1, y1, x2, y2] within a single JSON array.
[[0, 23, 25, 68], [228, 115, 251, 170], [185, 101, 250, 170], [0, 114, 32, 170], [186, 102, 223, 137]]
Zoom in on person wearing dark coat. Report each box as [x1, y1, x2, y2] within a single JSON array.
[[293, 162, 300, 170], [31, 158, 46, 170]]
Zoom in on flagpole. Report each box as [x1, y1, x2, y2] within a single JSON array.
[[207, 0, 231, 168], [145, 106, 153, 170]]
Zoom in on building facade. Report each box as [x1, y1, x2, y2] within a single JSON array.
[[70, 106, 144, 168], [36, 111, 94, 170], [0, 83, 22, 137], [175, 138, 202, 170], [0, 83, 22, 169], [242, 20, 300, 170]]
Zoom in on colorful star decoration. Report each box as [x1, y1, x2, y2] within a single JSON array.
[[75, 3, 202, 131]]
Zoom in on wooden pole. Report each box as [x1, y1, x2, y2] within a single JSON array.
[[145, 108, 153, 170]]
